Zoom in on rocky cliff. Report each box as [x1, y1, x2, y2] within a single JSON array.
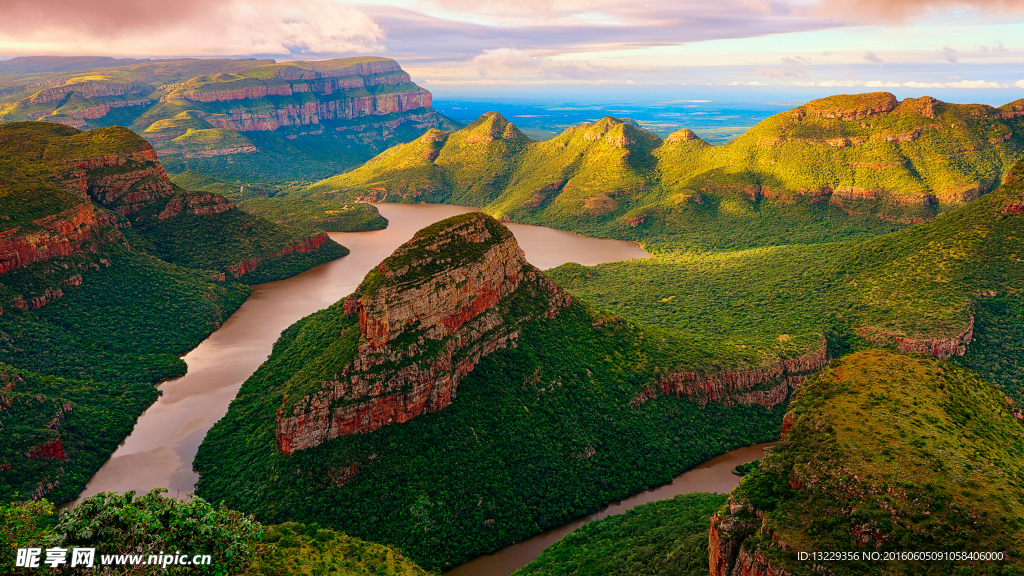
[[275, 213, 571, 455], [0, 203, 119, 276], [0, 57, 458, 179], [659, 338, 828, 409]]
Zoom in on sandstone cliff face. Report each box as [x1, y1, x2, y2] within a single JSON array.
[[710, 498, 795, 576], [659, 339, 828, 409], [195, 88, 433, 132], [275, 213, 571, 455], [857, 316, 974, 359], [31, 81, 148, 104], [0, 203, 118, 275], [225, 233, 330, 279], [57, 145, 176, 215]]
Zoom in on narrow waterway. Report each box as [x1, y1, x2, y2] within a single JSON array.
[[444, 442, 774, 576], [70, 203, 651, 502]]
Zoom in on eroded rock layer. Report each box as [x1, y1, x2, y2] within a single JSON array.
[[276, 213, 571, 454]]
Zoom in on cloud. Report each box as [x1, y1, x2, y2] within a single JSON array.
[[941, 47, 959, 63], [471, 47, 542, 77], [863, 51, 884, 64], [0, 0, 383, 57], [978, 41, 1007, 53], [364, 2, 841, 64], [811, 0, 1024, 23], [728, 78, 1008, 89], [1014, 80, 1024, 88], [757, 56, 810, 78]]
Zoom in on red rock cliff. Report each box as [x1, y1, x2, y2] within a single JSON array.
[[0, 203, 119, 275], [710, 498, 795, 576], [659, 338, 828, 409], [275, 213, 571, 455]]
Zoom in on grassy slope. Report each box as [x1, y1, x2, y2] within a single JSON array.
[[0, 363, 158, 503], [550, 157, 1024, 364], [254, 522, 431, 576], [300, 95, 1024, 249], [732, 349, 1024, 575], [236, 198, 388, 232], [512, 493, 727, 576]]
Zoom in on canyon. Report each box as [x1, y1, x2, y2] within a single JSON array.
[[0, 57, 457, 176]]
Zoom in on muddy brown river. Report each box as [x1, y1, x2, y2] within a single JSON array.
[[68, 203, 761, 575], [444, 442, 773, 576]]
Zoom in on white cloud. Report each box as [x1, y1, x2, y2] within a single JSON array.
[[864, 80, 902, 87], [1015, 79, 1024, 89], [903, 79, 1006, 88], [471, 47, 542, 70], [0, 0, 384, 57]]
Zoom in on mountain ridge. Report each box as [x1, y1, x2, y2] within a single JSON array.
[[300, 92, 1024, 250]]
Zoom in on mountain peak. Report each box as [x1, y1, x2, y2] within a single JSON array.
[[275, 212, 570, 454], [665, 128, 703, 143], [463, 111, 528, 143], [794, 91, 899, 121]]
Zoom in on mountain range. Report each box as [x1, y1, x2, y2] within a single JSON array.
[[0, 56, 459, 181], [295, 93, 1024, 250]]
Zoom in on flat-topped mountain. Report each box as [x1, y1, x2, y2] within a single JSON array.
[[301, 94, 1024, 248], [0, 57, 459, 180]]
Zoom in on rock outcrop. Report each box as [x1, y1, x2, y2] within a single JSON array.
[[659, 338, 828, 409], [0, 203, 118, 275], [275, 213, 571, 455], [710, 500, 793, 576], [795, 92, 898, 121], [225, 233, 331, 279], [857, 316, 974, 359]]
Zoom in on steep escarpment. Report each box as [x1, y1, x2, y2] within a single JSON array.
[[304, 93, 1023, 247], [1, 122, 347, 292], [275, 213, 571, 454], [711, 350, 1024, 576], [0, 57, 459, 181], [659, 339, 828, 409]]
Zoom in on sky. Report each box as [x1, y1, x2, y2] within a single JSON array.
[[1, 0, 1024, 103]]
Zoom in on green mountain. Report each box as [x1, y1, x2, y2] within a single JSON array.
[[301, 94, 1024, 250], [193, 155, 1024, 570], [0, 121, 346, 503], [194, 213, 805, 570], [714, 349, 1024, 575], [550, 155, 1024, 403], [0, 57, 460, 182]]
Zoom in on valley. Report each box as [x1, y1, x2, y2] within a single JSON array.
[[2, 53, 1024, 576]]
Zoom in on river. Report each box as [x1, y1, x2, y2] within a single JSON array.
[[445, 442, 773, 576], [71, 203, 651, 502]]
